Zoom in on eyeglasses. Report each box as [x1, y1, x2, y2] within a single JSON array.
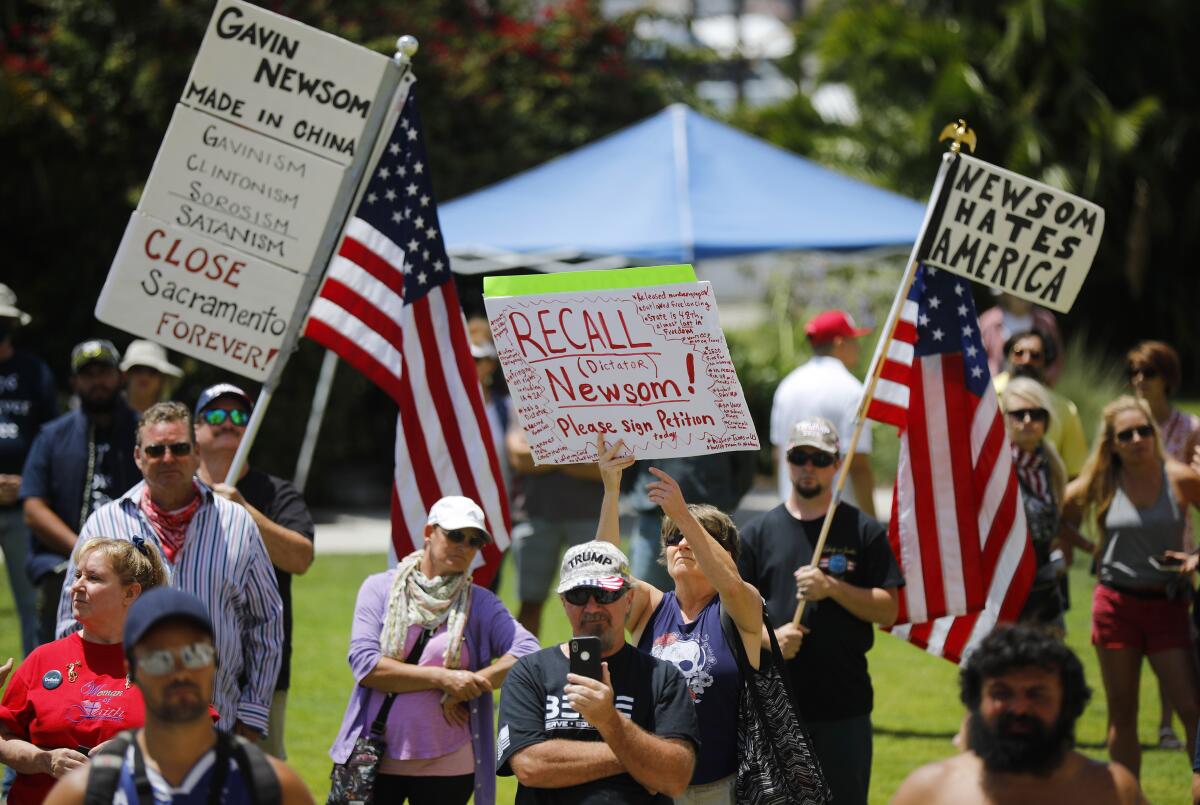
[[135, 641, 216, 676], [201, 408, 250, 427], [563, 586, 627, 606], [1114, 425, 1154, 444], [787, 449, 836, 468], [141, 442, 193, 458], [1011, 347, 1044, 361], [441, 527, 488, 549], [1006, 407, 1049, 424], [1127, 366, 1159, 380]]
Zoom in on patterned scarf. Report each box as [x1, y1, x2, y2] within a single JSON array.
[[140, 483, 202, 563], [380, 549, 471, 669], [1012, 444, 1050, 503]]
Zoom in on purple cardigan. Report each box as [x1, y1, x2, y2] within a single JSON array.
[[330, 569, 539, 805]]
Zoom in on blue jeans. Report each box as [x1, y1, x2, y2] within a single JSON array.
[[631, 512, 674, 592], [0, 507, 38, 655]]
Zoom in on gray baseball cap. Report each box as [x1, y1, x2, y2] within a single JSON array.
[[556, 541, 633, 594], [787, 416, 840, 455]]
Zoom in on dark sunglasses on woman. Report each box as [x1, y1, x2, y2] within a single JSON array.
[[1126, 365, 1159, 380], [142, 442, 192, 458], [787, 449, 836, 468], [441, 527, 488, 549], [563, 586, 627, 606], [201, 407, 250, 427], [1114, 424, 1154, 444], [1006, 407, 1049, 424]]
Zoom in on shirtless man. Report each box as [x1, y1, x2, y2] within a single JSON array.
[[891, 625, 1147, 805]]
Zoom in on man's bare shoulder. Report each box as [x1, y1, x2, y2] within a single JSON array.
[[1070, 753, 1147, 805], [891, 753, 981, 805]]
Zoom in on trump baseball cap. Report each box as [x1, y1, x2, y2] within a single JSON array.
[[787, 416, 840, 455], [123, 587, 214, 660], [556, 541, 633, 594], [805, 310, 871, 344]]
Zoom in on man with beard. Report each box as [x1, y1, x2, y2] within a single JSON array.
[[43, 587, 312, 804], [994, 328, 1088, 477], [891, 625, 1147, 804], [20, 340, 140, 645], [737, 417, 904, 805], [497, 541, 699, 803]]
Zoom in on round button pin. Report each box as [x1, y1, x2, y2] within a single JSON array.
[[43, 670, 63, 690]]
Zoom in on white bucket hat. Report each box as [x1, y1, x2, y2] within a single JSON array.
[[0, 284, 31, 326], [120, 340, 183, 377]]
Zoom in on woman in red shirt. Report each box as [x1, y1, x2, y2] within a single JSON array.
[[0, 537, 166, 804]]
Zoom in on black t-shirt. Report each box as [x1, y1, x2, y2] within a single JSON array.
[[236, 468, 315, 691], [88, 425, 118, 518], [496, 643, 700, 804], [737, 503, 904, 721], [0, 349, 57, 478]]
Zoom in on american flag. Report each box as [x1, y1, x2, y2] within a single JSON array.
[[866, 264, 1034, 663], [304, 88, 510, 583]]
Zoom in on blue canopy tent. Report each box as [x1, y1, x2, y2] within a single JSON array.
[[440, 103, 926, 273]]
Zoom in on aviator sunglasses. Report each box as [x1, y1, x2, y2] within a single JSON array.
[[787, 449, 836, 468], [563, 586, 627, 606], [1006, 407, 1049, 424], [201, 407, 250, 427], [1115, 425, 1154, 444], [441, 527, 488, 549], [142, 442, 193, 458], [135, 641, 216, 676]]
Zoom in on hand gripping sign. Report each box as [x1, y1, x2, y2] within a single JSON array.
[[484, 265, 759, 464]]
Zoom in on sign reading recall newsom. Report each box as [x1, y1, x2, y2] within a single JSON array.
[[925, 154, 1104, 313]]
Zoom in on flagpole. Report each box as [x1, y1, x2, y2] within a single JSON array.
[[791, 129, 971, 628], [222, 36, 421, 487]]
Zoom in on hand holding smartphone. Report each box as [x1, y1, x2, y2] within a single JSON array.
[[569, 636, 603, 680], [1149, 553, 1186, 572]]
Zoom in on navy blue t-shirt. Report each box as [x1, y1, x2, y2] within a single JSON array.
[[637, 592, 739, 784], [0, 349, 57, 477]]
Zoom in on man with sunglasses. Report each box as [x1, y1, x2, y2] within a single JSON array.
[[497, 541, 699, 803], [738, 417, 903, 805], [22, 339, 142, 646], [192, 383, 315, 760], [54, 401, 283, 747], [44, 587, 313, 804]]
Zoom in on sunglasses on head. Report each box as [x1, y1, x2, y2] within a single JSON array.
[[787, 449, 836, 468], [563, 586, 627, 606], [1114, 424, 1154, 444], [1126, 366, 1159, 380], [201, 407, 250, 427], [135, 641, 215, 676], [441, 527, 488, 549], [142, 442, 192, 458], [1006, 407, 1049, 424]]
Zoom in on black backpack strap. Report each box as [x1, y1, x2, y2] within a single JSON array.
[[83, 730, 137, 805], [226, 733, 282, 805]]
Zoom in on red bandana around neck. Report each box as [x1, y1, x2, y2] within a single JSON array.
[[140, 482, 202, 563]]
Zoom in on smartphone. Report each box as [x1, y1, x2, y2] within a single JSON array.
[[1149, 553, 1185, 571], [569, 636, 603, 680]]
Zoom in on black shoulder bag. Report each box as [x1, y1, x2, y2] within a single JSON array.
[[327, 628, 433, 805], [718, 603, 831, 805]]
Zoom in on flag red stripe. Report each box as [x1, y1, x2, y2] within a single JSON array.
[[338, 236, 407, 299], [866, 399, 907, 430], [892, 320, 918, 343], [303, 318, 405, 405], [941, 355, 984, 612], [903, 366, 948, 617], [394, 344, 442, 527], [315, 277, 406, 353], [878, 361, 911, 385]]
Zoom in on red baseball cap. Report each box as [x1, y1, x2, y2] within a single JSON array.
[[805, 310, 871, 344]]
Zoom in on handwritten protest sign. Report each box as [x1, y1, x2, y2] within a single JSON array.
[[924, 154, 1104, 312], [136, 106, 347, 273], [182, 0, 392, 165], [97, 212, 306, 381], [484, 267, 759, 464]]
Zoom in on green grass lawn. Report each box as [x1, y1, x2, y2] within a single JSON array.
[[2, 553, 1192, 802]]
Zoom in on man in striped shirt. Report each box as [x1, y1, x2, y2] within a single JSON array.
[[54, 401, 283, 741]]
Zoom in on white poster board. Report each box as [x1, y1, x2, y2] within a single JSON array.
[[485, 282, 760, 464], [183, 0, 392, 165], [924, 154, 1104, 313], [136, 106, 347, 273], [97, 212, 306, 381]]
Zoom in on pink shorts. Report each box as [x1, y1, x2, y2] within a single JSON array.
[[1091, 583, 1192, 654]]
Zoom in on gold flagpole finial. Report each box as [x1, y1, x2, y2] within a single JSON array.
[[938, 119, 977, 153]]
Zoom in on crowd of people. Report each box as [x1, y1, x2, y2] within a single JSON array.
[[2, 276, 1200, 804]]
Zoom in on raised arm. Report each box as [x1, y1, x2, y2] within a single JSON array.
[[595, 435, 660, 636], [647, 467, 763, 666]]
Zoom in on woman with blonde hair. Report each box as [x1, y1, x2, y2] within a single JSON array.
[[0, 538, 167, 804], [1064, 395, 1200, 778]]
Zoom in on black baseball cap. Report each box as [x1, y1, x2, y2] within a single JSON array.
[[123, 587, 214, 660], [194, 383, 254, 417]]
